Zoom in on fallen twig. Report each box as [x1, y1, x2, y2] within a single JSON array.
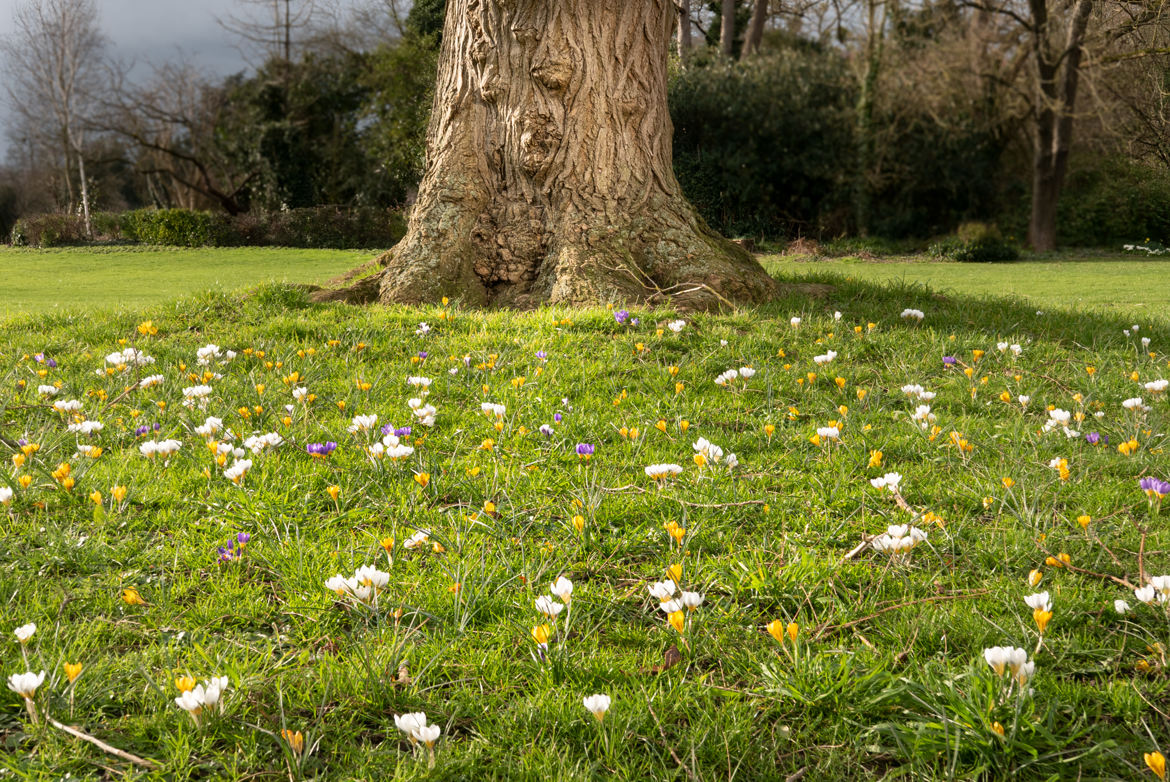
[[48, 717, 159, 770]]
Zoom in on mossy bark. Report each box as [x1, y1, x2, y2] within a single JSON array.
[[369, 0, 777, 310]]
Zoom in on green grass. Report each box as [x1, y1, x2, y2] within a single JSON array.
[[765, 252, 1170, 319], [0, 246, 372, 318], [1, 269, 1169, 779]]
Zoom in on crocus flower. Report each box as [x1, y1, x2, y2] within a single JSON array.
[[575, 443, 594, 459], [412, 724, 441, 749], [614, 309, 630, 325], [1146, 751, 1166, 781], [306, 442, 337, 458], [13, 623, 35, 644], [583, 694, 611, 721], [394, 712, 427, 739], [550, 577, 573, 602], [942, 356, 957, 366], [7, 670, 44, 698], [1140, 477, 1170, 499]]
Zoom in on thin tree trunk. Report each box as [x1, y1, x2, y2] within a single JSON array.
[[720, 0, 737, 57], [76, 145, 92, 237], [677, 2, 692, 64], [742, 0, 768, 58], [342, 0, 776, 310]]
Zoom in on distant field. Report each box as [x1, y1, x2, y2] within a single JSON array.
[[0, 245, 373, 318], [764, 253, 1170, 320]]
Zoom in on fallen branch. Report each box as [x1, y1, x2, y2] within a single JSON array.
[[48, 717, 159, 770]]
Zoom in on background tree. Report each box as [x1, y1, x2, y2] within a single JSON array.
[[0, 0, 106, 234]]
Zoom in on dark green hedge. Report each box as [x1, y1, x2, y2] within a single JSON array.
[[11, 206, 406, 249]]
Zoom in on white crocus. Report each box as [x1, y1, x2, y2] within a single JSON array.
[[534, 596, 564, 619], [583, 694, 611, 721], [550, 577, 573, 603], [7, 670, 45, 698]]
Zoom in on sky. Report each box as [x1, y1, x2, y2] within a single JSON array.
[[0, 0, 269, 160]]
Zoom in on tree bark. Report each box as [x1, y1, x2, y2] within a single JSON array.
[[360, 0, 777, 310], [677, 2, 692, 64], [720, 0, 737, 57], [742, 0, 768, 58]]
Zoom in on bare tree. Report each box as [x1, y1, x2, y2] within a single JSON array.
[[96, 64, 260, 215], [0, 0, 106, 233], [219, 0, 320, 66], [958, 0, 1169, 250]]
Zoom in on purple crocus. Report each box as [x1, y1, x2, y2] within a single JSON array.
[[218, 532, 250, 563], [418, 351, 428, 360], [942, 356, 957, 366], [395, 426, 412, 437], [576, 443, 595, 459], [554, 413, 563, 423], [307, 442, 337, 457], [535, 350, 548, 361], [540, 424, 554, 437], [1085, 432, 1101, 445], [614, 309, 630, 325], [1140, 476, 1170, 498]]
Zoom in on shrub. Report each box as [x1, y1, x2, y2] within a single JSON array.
[[10, 214, 90, 247], [670, 47, 856, 239], [219, 207, 406, 248], [111, 206, 405, 249], [120, 209, 224, 246], [927, 222, 1019, 262]]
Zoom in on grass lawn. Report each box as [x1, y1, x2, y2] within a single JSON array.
[[1, 258, 1169, 779], [765, 252, 1170, 320], [0, 246, 374, 319]]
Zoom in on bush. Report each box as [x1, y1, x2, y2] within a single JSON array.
[[670, 47, 856, 239], [1055, 158, 1170, 247], [927, 222, 1019, 262], [219, 207, 406, 248], [120, 209, 224, 246], [10, 214, 90, 247], [110, 206, 406, 249]]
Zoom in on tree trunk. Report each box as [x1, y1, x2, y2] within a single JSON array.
[[76, 145, 92, 237], [1025, 0, 1091, 252], [1028, 153, 1059, 253], [677, 2, 692, 64], [742, 0, 768, 58], [357, 0, 777, 310], [720, 0, 737, 57]]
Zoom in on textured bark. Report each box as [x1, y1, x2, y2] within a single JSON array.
[[370, 0, 776, 310]]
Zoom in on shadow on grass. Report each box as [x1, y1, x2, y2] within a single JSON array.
[[1, 270, 1167, 355], [757, 268, 1169, 348]]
